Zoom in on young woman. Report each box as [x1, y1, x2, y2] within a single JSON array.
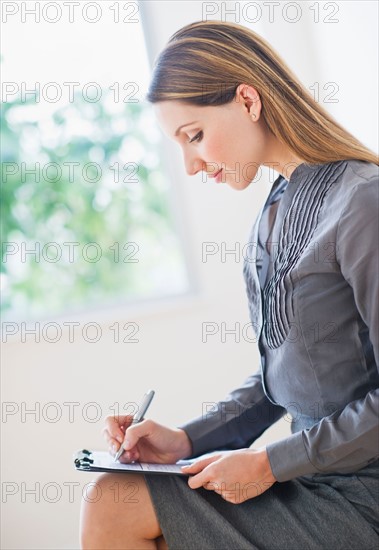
[[80, 21, 379, 549]]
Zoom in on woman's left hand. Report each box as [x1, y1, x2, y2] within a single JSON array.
[[181, 447, 277, 504]]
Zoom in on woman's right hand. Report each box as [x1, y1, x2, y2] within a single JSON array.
[[102, 415, 193, 464]]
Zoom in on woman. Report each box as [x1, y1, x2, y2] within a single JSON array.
[[80, 21, 379, 549]]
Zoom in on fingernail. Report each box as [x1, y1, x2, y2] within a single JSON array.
[[116, 435, 123, 443], [112, 443, 117, 452], [123, 439, 131, 450], [181, 465, 190, 469]]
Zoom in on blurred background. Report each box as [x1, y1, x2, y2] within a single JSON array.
[[1, 1, 378, 548]]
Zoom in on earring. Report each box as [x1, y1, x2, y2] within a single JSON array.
[[251, 113, 256, 119]]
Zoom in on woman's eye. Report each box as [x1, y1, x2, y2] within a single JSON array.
[[188, 131, 203, 143]]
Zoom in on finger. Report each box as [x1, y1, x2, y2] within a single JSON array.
[[106, 435, 122, 455], [105, 415, 135, 443], [103, 429, 120, 455], [181, 454, 221, 474], [201, 482, 232, 501], [104, 431, 127, 458], [186, 462, 218, 489], [119, 449, 140, 463], [188, 471, 210, 489], [121, 418, 154, 451], [102, 427, 124, 447], [106, 437, 139, 462], [102, 427, 113, 445], [103, 430, 128, 457], [203, 481, 221, 492]]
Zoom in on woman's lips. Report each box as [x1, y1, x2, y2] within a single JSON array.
[[214, 169, 223, 183]]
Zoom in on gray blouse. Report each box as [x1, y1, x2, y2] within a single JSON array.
[[178, 159, 379, 482]]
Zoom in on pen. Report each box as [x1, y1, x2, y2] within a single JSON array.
[[114, 389, 155, 462]]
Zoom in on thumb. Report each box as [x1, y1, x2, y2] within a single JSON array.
[[122, 419, 152, 450], [181, 454, 220, 473]]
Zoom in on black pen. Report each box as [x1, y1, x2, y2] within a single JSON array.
[[114, 389, 155, 462]]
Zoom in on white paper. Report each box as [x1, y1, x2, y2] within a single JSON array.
[[89, 451, 196, 475]]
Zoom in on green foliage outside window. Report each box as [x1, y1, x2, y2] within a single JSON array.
[[1, 93, 189, 321]]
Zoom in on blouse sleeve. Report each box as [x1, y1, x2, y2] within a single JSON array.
[[177, 370, 285, 459], [266, 175, 379, 482]]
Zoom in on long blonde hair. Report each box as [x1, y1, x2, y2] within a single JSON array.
[[146, 20, 378, 166]]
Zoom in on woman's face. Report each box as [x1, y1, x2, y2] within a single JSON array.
[[153, 84, 276, 190]]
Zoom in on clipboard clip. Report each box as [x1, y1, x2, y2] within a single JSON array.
[[74, 449, 94, 470]]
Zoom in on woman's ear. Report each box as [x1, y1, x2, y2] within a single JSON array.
[[235, 83, 261, 117]]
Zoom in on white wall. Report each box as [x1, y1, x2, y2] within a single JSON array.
[[1, 2, 378, 549]]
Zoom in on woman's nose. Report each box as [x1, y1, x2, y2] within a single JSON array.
[[183, 149, 203, 176]]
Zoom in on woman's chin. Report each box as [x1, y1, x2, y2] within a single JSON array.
[[227, 178, 252, 191]]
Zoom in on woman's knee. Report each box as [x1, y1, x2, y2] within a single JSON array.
[[80, 472, 162, 545]]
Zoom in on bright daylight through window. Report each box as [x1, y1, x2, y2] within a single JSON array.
[[1, 3, 190, 322]]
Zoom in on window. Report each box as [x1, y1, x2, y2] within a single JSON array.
[[1, 3, 190, 321]]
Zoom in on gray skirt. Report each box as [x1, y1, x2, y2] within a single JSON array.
[[144, 460, 379, 549]]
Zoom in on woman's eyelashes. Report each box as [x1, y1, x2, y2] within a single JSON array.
[[188, 130, 203, 143]]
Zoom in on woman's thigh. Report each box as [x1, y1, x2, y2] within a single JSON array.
[[80, 472, 163, 545]]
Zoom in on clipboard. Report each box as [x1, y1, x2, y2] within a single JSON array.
[[73, 449, 196, 476]]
